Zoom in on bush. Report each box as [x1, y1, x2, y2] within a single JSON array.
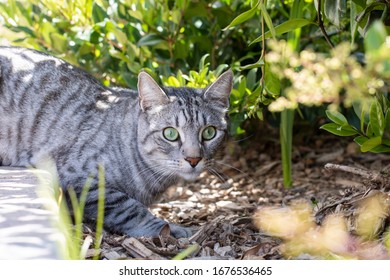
[[1, 0, 389, 185], [0, 0, 257, 86]]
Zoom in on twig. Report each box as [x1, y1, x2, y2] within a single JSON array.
[[313, 187, 373, 223], [324, 163, 383, 184], [317, 0, 334, 48]]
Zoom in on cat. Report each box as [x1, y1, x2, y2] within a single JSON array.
[[0, 46, 233, 238]]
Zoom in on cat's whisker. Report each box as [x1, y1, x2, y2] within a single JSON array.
[[207, 167, 227, 184], [142, 163, 177, 194], [229, 134, 254, 144], [214, 160, 248, 176], [213, 160, 255, 183]]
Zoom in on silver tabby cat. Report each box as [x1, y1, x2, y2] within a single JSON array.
[[0, 47, 232, 237]]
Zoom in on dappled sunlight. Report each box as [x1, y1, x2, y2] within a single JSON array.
[[0, 167, 63, 259]]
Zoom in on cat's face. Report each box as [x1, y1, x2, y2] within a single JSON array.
[[137, 70, 233, 181]]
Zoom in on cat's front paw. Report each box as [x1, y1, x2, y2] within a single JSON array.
[[165, 223, 193, 238]]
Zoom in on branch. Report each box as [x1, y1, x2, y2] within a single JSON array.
[[324, 163, 384, 184], [317, 0, 334, 48]]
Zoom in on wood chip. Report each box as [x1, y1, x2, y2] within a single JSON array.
[[241, 244, 263, 259], [214, 245, 233, 257], [122, 237, 166, 260], [216, 200, 244, 210], [189, 216, 224, 244], [101, 250, 123, 260]]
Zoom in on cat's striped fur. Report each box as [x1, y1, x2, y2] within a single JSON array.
[[0, 47, 232, 237]]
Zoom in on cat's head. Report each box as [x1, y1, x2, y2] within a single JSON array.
[[137, 70, 233, 181]]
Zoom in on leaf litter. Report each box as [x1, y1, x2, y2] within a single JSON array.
[[84, 130, 390, 260]]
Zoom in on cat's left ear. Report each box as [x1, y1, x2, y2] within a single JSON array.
[[203, 69, 233, 109], [138, 71, 170, 111]]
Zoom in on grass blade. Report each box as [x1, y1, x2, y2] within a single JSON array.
[[93, 164, 105, 260], [280, 109, 294, 188]]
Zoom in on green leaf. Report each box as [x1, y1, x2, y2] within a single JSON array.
[[259, 3, 275, 39], [382, 139, 390, 147], [15, 1, 33, 26], [354, 136, 390, 153], [109, 49, 130, 63], [223, 0, 259, 30], [167, 76, 181, 87], [350, 2, 364, 45], [325, 110, 348, 125], [137, 34, 164, 46], [92, 2, 108, 23], [264, 62, 280, 98], [355, 2, 387, 23], [359, 136, 382, 152], [199, 54, 210, 71], [354, 135, 367, 145], [9, 26, 35, 37], [324, 0, 347, 27], [50, 33, 68, 53], [250, 19, 314, 44], [371, 145, 390, 153], [246, 68, 258, 90], [369, 100, 385, 136], [78, 42, 94, 56], [237, 76, 247, 97], [385, 110, 390, 134], [364, 20, 387, 52], [320, 123, 359, 136], [366, 122, 374, 137], [106, 21, 128, 45], [351, 0, 367, 7], [40, 21, 56, 45]]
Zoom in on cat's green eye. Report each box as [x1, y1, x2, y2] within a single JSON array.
[[163, 127, 179, 141], [202, 126, 216, 141]]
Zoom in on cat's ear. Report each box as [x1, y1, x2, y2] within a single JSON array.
[[138, 71, 170, 111], [203, 69, 233, 109]]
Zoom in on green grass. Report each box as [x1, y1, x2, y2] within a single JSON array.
[[36, 161, 105, 260]]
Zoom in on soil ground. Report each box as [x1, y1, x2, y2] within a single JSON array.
[[85, 124, 390, 260]]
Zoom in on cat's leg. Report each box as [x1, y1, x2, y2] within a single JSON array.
[[81, 188, 192, 238]]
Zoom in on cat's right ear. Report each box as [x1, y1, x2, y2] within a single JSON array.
[[138, 71, 170, 111]]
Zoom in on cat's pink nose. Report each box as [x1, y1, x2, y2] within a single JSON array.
[[184, 157, 202, 168]]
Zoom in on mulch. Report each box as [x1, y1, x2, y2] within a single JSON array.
[[84, 125, 390, 260]]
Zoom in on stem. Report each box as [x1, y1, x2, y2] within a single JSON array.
[[317, 0, 334, 48], [278, 0, 303, 188], [280, 109, 294, 187], [260, 2, 266, 99]]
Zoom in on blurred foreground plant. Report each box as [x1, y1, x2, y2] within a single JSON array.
[[36, 160, 105, 260], [267, 35, 388, 111], [266, 21, 390, 153], [253, 192, 390, 259]]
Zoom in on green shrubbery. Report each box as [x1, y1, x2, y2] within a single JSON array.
[[1, 0, 389, 186], [0, 0, 256, 87]]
